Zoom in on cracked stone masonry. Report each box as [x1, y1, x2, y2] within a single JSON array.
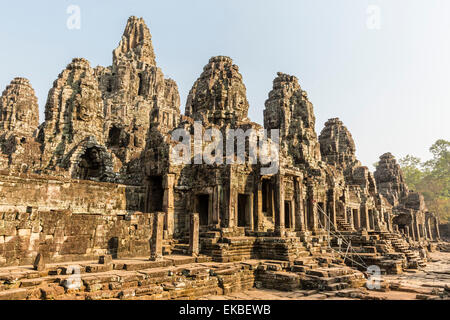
[[0, 16, 448, 301]]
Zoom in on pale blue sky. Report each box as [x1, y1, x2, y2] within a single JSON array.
[[0, 0, 449, 170]]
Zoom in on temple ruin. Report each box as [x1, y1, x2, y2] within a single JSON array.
[[0, 16, 446, 300]]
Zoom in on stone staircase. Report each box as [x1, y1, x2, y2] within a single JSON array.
[[336, 217, 353, 232], [163, 230, 223, 256], [257, 259, 366, 292], [382, 233, 427, 269]]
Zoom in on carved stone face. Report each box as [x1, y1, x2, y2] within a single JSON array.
[[75, 93, 95, 122], [88, 148, 101, 164], [15, 102, 29, 122]]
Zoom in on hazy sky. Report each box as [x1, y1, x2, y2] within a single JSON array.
[[0, 0, 449, 170]]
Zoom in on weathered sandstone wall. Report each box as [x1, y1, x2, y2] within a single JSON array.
[[0, 173, 150, 267]]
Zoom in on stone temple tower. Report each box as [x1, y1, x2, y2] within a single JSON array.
[[0, 77, 41, 172], [264, 72, 321, 168], [185, 56, 250, 127]]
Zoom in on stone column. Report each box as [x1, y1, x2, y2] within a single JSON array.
[[290, 199, 295, 229], [294, 177, 305, 232], [393, 224, 399, 233], [384, 211, 392, 232], [327, 189, 337, 231], [275, 174, 285, 235], [256, 181, 263, 231], [421, 222, 428, 240], [354, 209, 361, 230], [422, 224, 427, 239], [189, 213, 200, 257], [307, 183, 318, 231], [150, 212, 165, 261], [212, 185, 221, 227], [370, 211, 376, 231], [360, 205, 369, 230], [425, 216, 432, 241], [163, 174, 175, 238], [270, 183, 276, 222], [248, 193, 254, 231], [434, 216, 441, 240], [348, 209, 354, 230], [414, 215, 421, 241], [410, 221, 416, 241], [227, 168, 235, 228], [405, 226, 410, 239]]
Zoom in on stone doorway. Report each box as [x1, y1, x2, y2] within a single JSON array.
[[196, 194, 210, 226], [238, 194, 249, 227], [107, 237, 118, 259], [284, 201, 292, 229], [262, 180, 270, 214], [108, 126, 122, 147], [147, 176, 163, 212]]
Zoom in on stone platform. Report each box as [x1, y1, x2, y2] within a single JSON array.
[[0, 254, 366, 300]]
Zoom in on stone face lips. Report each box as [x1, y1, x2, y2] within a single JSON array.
[[264, 72, 321, 167], [0, 77, 39, 136], [185, 56, 249, 126]]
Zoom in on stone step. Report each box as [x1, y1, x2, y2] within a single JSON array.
[[0, 288, 28, 300]]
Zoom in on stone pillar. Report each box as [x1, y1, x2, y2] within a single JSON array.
[[189, 213, 200, 257], [422, 222, 428, 240], [393, 224, 399, 233], [327, 189, 337, 231], [150, 212, 165, 261], [248, 193, 254, 230], [410, 221, 416, 241], [212, 185, 221, 227], [290, 199, 296, 229], [348, 209, 354, 230], [361, 205, 369, 230], [275, 174, 285, 235], [227, 168, 235, 228], [405, 226, 410, 239], [414, 215, 421, 241], [307, 183, 318, 231], [256, 181, 263, 231], [294, 177, 305, 232], [270, 184, 276, 222], [426, 218, 433, 241], [163, 174, 175, 238], [434, 216, 441, 240], [354, 209, 361, 230], [384, 211, 392, 232]]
